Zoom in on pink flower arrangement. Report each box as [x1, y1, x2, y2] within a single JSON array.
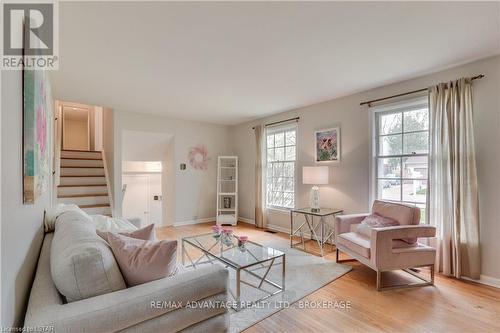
[[238, 235, 248, 243], [211, 225, 223, 233], [222, 227, 233, 235]]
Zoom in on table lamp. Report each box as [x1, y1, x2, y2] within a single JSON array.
[[302, 166, 329, 212]]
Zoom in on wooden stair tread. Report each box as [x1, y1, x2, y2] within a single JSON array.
[[61, 175, 105, 177], [61, 157, 102, 161], [79, 203, 110, 208], [58, 193, 108, 198], [61, 166, 104, 169], [62, 149, 102, 153], [58, 184, 107, 187]]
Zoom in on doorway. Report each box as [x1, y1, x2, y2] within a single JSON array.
[[62, 105, 91, 151], [122, 162, 163, 227]]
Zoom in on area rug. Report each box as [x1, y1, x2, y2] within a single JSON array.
[[221, 238, 352, 333]]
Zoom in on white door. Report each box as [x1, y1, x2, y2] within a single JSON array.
[[122, 175, 149, 226]]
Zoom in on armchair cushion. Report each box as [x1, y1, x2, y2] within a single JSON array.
[[337, 232, 371, 258]]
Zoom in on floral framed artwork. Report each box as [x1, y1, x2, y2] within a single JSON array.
[[315, 127, 340, 162]]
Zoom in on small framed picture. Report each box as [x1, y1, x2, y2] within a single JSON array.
[[315, 127, 340, 162]]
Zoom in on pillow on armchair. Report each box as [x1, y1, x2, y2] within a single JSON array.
[[355, 213, 399, 238]]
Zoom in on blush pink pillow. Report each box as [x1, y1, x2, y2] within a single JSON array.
[[107, 233, 178, 287], [97, 224, 156, 243], [355, 213, 399, 238]]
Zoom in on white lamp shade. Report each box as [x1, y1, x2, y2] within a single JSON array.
[[302, 166, 329, 185]]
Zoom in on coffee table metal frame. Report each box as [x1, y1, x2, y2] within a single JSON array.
[[182, 233, 285, 311], [290, 208, 343, 257]]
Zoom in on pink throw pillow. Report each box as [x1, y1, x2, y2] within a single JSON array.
[[356, 213, 399, 238], [97, 224, 156, 243], [107, 233, 178, 287]]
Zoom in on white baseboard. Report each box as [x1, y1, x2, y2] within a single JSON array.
[[266, 224, 290, 234], [462, 274, 500, 289], [173, 217, 215, 227], [239, 217, 255, 225]]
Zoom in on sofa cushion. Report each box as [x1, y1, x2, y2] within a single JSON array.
[[51, 210, 126, 302], [107, 233, 179, 287], [372, 200, 420, 243], [337, 232, 371, 258], [97, 223, 156, 243]]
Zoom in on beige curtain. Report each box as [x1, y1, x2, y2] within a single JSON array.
[[429, 78, 480, 279], [254, 125, 267, 228]]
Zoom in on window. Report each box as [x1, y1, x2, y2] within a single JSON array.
[[373, 98, 429, 223], [266, 124, 297, 209]]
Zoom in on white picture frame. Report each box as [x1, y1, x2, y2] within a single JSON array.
[[315, 127, 340, 163]]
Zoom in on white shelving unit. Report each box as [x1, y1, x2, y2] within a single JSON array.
[[216, 156, 238, 226]]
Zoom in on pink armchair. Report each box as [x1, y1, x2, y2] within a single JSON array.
[[334, 200, 436, 291]]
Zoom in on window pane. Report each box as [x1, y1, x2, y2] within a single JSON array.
[[285, 131, 296, 146], [379, 134, 402, 156], [404, 109, 429, 132], [275, 147, 284, 161], [402, 180, 427, 203], [275, 132, 285, 147], [378, 158, 401, 178], [403, 132, 429, 155], [283, 192, 294, 208], [417, 204, 427, 224], [274, 192, 284, 207], [379, 113, 402, 135], [273, 163, 282, 177], [283, 162, 294, 177], [402, 156, 428, 179], [267, 134, 274, 148], [378, 180, 401, 201], [267, 148, 274, 162], [284, 178, 294, 192], [285, 146, 295, 161]]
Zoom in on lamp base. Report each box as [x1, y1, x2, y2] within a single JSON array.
[[309, 186, 320, 211]]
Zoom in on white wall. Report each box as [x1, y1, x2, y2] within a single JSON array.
[[230, 55, 500, 282], [102, 107, 114, 214], [1, 71, 51, 327], [113, 111, 231, 225]]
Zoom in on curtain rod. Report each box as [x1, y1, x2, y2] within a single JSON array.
[[359, 74, 485, 107], [252, 116, 300, 130]]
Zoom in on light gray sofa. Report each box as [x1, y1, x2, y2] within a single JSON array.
[[24, 212, 229, 332]]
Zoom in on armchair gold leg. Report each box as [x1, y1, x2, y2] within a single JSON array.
[[377, 265, 435, 291], [335, 248, 358, 263]]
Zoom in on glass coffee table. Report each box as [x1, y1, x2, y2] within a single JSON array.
[[182, 233, 285, 311]]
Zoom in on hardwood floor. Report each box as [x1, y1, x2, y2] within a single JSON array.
[[157, 222, 500, 333]]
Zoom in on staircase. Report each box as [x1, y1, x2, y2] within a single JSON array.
[[57, 150, 112, 216]]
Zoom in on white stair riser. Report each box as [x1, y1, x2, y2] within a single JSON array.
[[61, 159, 103, 167], [61, 151, 102, 159], [58, 196, 109, 206], [82, 206, 111, 215], [57, 186, 108, 196], [60, 167, 105, 176], [60, 176, 106, 186]]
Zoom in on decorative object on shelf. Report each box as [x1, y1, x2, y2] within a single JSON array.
[[237, 235, 248, 252], [180, 163, 186, 170], [303, 166, 329, 212], [315, 127, 340, 162], [217, 156, 238, 226], [23, 54, 53, 204], [188, 144, 210, 170], [222, 227, 234, 246]]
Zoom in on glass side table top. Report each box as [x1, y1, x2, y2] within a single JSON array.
[[182, 233, 284, 269], [291, 207, 343, 216]]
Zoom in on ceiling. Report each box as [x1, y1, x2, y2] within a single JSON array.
[[50, 2, 500, 125]]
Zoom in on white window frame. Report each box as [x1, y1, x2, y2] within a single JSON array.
[[265, 123, 298, 210], [369, 96, 430, 223]]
